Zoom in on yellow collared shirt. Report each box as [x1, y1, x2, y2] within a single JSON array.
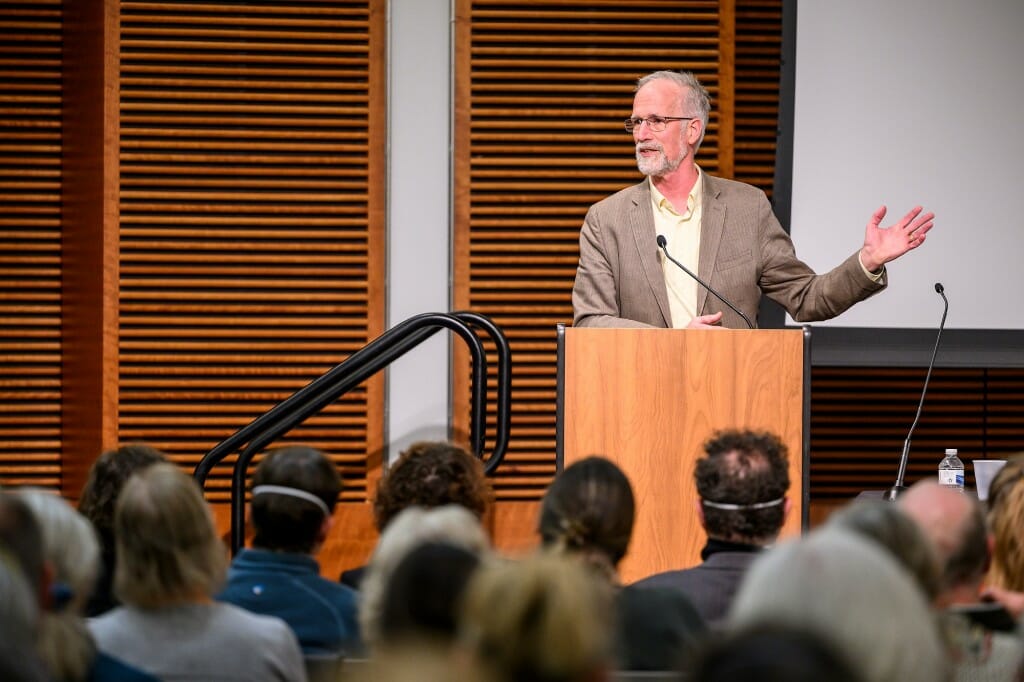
[[651, 172, 703, 328]]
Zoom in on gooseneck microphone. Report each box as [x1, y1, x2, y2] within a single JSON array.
[[883, 282, 949, 501], [656, 234, 755, 329]]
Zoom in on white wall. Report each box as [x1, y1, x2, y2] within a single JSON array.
[[788, 0, 1024, 330], [385, 0, 452, 463]]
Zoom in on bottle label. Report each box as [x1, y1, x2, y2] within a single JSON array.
[[938, 469, 964, 487]]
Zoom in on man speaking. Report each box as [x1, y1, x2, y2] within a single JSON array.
[[572, 70, 934, 329]]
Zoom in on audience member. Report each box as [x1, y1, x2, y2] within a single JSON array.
[[899, 481, 1024, 681], [0, 498, 49, 682], [218, 445, 359, 661], [633, 429, 790, 624], [459, 552, 613, 682], [377, 541, 482, 647], [341, 440, 492, 589], [827, 499, 942, 602], [978, 456, 1024, 625], [77, 442, 168, 616], [359, 504, 490, 652], [538, 455, 635, 580], [17, 489, 155, 681], [729, 528, 951, 682], [900, 481, 991, 604], [0, 491, 46, 603], [984, 455, 1024, 592], [89, 463, 306, 681], [685, 620, 865, 682], [539, 456, 706, 671]]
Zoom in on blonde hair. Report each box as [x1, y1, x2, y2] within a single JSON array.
[[17, 489, 100, 681], [114, 463, 227, 608], [359, 505, 490, 650], [985, 454, 1024, 591], [460, 552, 613, 682]]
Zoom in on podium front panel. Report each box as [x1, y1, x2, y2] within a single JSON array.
[[561, 327, 805, 583]]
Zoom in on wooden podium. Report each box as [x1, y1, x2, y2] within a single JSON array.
[[556, 326, 810, 583]]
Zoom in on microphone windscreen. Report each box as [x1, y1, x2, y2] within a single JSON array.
[[656, 234, 667, 248], [934, 282, 944, 294]]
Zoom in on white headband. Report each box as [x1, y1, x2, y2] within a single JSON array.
[[701, 497, 784, 511], [252, 485, 330, 517]]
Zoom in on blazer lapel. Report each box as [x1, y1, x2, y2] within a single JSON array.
[[698, 176, 726, 315], [628, 182, 672, 327]]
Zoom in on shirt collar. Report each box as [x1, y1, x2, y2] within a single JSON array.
[[648, 166, 703, 218]]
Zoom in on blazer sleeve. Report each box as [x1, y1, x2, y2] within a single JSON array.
[[756, 191, 886, 321], [572, 205, 660, 328]]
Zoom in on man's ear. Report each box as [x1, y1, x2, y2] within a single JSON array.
[[783, 496, 792, 522], [316, 513, 334, 546], [694, 498, 706, 529], [686, 118, 703, 146]]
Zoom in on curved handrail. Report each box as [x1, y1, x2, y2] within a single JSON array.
[[193, 311, 510, 554], [452, 311, 511, 475]]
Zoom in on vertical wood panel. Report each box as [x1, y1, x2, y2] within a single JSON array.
[[0, 1, 64, 490], [61, 0, 122, 499], [116, 0, 385, 500]]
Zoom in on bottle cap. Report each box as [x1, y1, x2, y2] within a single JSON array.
[[945, 448, 958, 455]]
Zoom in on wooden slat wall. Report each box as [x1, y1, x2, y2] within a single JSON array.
[[733, 0, 780, 195], [811, 367, 1024, 499], [116, 0, 386, 501], [0, 1, 63, 489], [3, 0, 1023, 534], [453, 0, 744, 500]]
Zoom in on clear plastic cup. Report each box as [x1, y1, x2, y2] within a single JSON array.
[[973, 459, 1008, 501]]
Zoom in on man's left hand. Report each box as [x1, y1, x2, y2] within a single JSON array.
[[859, 205, 935, 273]]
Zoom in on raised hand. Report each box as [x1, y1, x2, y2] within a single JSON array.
[[859, 205, 935, 273]]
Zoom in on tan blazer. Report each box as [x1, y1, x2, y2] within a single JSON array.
[[572, 175, 885, 328]]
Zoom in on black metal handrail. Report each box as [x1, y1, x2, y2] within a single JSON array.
[[193, 311, 511, 554]]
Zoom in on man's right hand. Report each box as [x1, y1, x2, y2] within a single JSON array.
[[687, 312, 724, 329]]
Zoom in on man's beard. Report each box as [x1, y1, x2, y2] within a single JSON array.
[[636, 142, 686, 177]]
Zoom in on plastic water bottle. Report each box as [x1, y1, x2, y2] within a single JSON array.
[[938, 448, 965, 491]]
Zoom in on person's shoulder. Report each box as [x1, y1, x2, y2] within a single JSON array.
[[87, 605, 131, 637], [301, 571, 359, 607], [90, 651, 160, 682], [632, 567, 696, 590], [704, 173, 768, 201], [212, 600, 293, 636], [589, 180, 647, 213]]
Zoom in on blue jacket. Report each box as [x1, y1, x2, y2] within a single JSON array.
[[217, 548, 360, 657]]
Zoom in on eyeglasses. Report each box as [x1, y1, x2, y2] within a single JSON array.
[[623, 115, 695, 133]]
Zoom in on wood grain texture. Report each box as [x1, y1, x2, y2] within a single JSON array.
[[563, 327, 803, 583]]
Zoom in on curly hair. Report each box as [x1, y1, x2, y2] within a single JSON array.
[[537, 456, 635, 575], [78, 443, 168, 546], [695, 429, 789, 543], [373, 441, 491, 532]]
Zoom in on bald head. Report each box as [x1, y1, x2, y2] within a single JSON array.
[[899, 481, 988, 596]]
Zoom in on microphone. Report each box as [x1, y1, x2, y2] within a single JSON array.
[[883, 282, 949, 501], [656, 235, 754, 329]]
